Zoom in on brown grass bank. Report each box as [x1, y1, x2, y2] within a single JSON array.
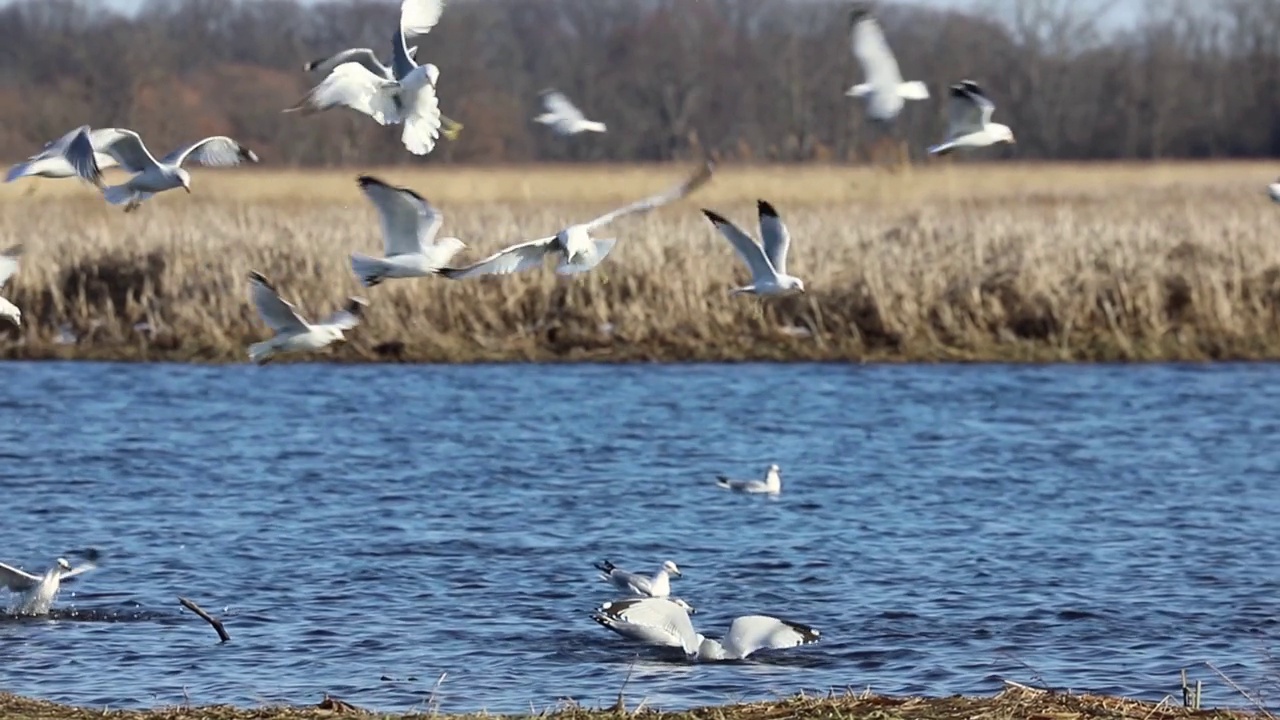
[[1, 161, 1278, 363], [0, 684, 1261, 720]]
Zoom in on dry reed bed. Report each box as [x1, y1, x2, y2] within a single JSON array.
[[0, 685, 1260, 720], [0, 162, 1277, 363]]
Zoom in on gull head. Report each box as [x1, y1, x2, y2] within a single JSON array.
[[175, 168, 193, 194], [671, 597, 697, 615], [55, 557, 72, 571], [990, 124, 1016, 145], [662, 560, 682, 578], [768, 463, 781, 474], [784, 276, 806, 295], [438, 236, 467, 260]]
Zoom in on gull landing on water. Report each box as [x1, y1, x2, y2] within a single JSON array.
[[349, 175, 466, 287], [534, 90, 606, 136], [716, 464, 782, 496], [440, 161, 714, 279], [66, 126, 259, 212], [0, 244, 23, 326], [247, 271, 368, 365], [594, 559, 682, 598], [927, 80, 1015, 156], [0, 557, 97, 616], [702, 201, 805, 297], [845, 6, 929, 123], [591, 597, 820, 661]]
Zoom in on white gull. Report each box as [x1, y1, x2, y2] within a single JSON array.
[[0, 244, 23, 326], [845, 6, 929, 123], [592, 597, 820, 661], [349, 175, 466, 287], [247, 271, 368, 365], [594, 559, 682, 598], [534, 90, 606, 135], [927, 80, 1015, 155], [701, 200, 805, 297], [1, 557, 96, 616], [716, 463, 782, 496]]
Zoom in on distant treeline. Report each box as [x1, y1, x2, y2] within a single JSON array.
[[0, 0, 1275, 165]]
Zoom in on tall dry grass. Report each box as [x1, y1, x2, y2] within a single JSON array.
[[1, 161, 1278, 363]]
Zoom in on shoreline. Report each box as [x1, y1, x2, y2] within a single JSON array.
[[0, 684, 1262, 719]]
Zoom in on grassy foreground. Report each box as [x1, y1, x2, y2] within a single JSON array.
[[1, 160, 1278, 363], [0, 685, 1261, 720]]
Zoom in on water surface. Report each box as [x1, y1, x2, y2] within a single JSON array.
[[2, 362, 1278, 713]]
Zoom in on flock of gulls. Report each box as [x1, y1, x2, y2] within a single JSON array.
[[0, 2, 1023, 363]]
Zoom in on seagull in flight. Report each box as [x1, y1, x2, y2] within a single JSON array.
[[5, 126, 128, 183], [440, 161, 714, 279], [66, 126, 259, 212], [927, 80, 1015, 155], [701, 200, 805, 297], [716, 464, 782, 496], [845, 5, 929, 123], [0, 244, 23, 326], [247, 271, 368, 365], [594, 559, 683, 598], [534, 90, 606, 135], [591, 597, 820, 661], [349, 175, 467, 287], [0, 556, 97, 616]]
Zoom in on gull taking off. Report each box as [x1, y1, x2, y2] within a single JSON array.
[[440, 161, 714, 279], [66, 127, 259, 212], [845, 6, 929, 123], [591, 597, 820, 661], [534, 90, 606, 135], [0, 557, 96, 616], [5, 126, 127, 183], [349, 175, 466, 287], [701, 200, 805, 297], [301, 0, 463, 140], [0, 244, 22, 325], [927, 80, 1015, 155], [594, 559, 682, 598], [716, 464, 782, 496], [247, 271, 368, 365]]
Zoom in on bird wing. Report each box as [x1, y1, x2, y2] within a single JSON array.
[[304, 48, 388, 79], [0, 244, 21, 288], [604, 566, 652, 595], [947, 82, 989, 137], [248, 271, 310, 332], [593, 597, 700, 654], [722, 615, 821, 659], [850, 9, 905, 93], [0, 562, 40, 591], [439, 236, 558, 280], [390, 25, 418, 82], [959, 80, 997, 125], [539, 90, 586, 122], [756, 200, 791, 277], [164, 137, 259, 169], [400, 0, 446, 37], [702, 210, 778, 283], [581, 160, 715, 233], [92, 128, 162, 173], [356, 175, 441, 257], [64, 126, 104, 187], [320, 297, 368, 330], [60, 562, 97, 582], [31, 126, 84, 159], [289, 63, 401, 123]]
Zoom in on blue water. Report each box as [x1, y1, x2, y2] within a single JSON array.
[[2, 362, 1279, 713]]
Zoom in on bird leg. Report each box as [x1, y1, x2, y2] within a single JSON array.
[[123, 197, 142, 214], [441, 114, 464, 141]]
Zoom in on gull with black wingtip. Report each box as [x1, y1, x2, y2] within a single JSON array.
[[246, 271, 368, 365], [592, 596, 820, 661], [702, 200, 805, 297], [0, 556, 97, 616], [349, 175, 466, 287], [927, 80, 1015, 155], [594, 559, 683, 598]]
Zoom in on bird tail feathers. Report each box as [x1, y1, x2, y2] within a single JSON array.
[[845, 83, 873, 97], [102, 185, 135, 206], [715, 476, 732, 489], [897, 81, 930, 100], [350, 254, 391, 288]]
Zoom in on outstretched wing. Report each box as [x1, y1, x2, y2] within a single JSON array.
[[0, 562, 40, 591], [320, 297, 368, 330], [92, 128, 161, 174], [304, 47, 389, 79], [400, 0, 446, 37], [357, 175, 441, 257], [165, 137, 259, 169], [0, 244, 21, 288], [850, 8, 905, 93], [286, 62, 401, 123], [947, 81, 990, 137], [723, 615, 820, 659], [958, 80, 997, 125], [64, 127, 104, 188], [581, 160, 715, 232], [702, 209, 777, 283], [248, 271, 309, 332], [439, 237, 557, 280], [540, 90, 586, 122], [756, 200, 791, 277], [592, 597, 700, 654]]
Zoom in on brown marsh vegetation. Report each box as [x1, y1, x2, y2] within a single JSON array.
[[0, 683, 1261, 720], [1, 161, 1277, 364]]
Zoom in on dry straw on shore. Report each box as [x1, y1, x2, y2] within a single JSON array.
[[0, 684, 1260, 720], [0, 161, 1276, 363]]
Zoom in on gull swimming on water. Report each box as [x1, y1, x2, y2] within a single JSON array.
[[0, 557, 96, 616], [0, 244, 23, 326], [534, 90, 606, 135], [591, 597, 820, 661], [5, 126, 127, 183], [927, 80, 1015, 155], [845, 6, 929, 123], [440, 161, 714, 279], [247, 271, 368, 365], [66, 127, 259, 212], [701, 200, 805, 297], [302, 0, 463, 141], [716, 464, 782, 496], [287, 19, 444, 155], [349, 175, 467, 287], [594, 559, 682, 598]]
